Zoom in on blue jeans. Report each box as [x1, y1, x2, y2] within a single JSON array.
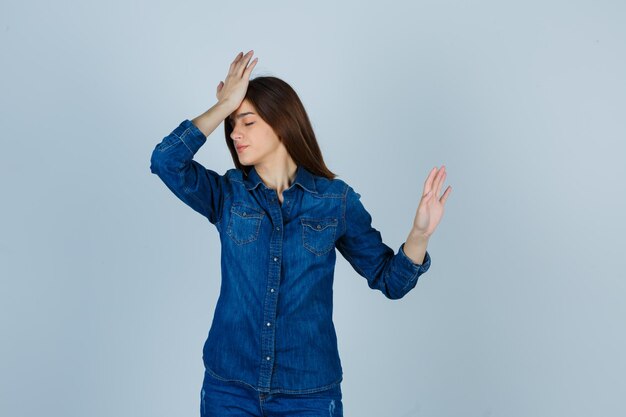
[[200, 370, 344, 417]]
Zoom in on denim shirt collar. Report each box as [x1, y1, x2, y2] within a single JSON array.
[[243, 165, 318, 194]]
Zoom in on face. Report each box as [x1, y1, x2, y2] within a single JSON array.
[[228, 99, 283, 167]]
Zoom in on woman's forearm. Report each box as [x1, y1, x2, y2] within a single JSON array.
[[191, 100, 236, 137], [403, 228, 430, 265]]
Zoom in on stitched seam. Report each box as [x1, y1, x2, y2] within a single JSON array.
[[341, 184, 348, 237], [216, 191, 232, 227], [178, 128, 194, 154], [336, 184, 367, 275], [155, 139, 177, 152], [301, 221, 337, 255], [180, 171, 212, 218], [268, 377, 343, 395], [205, 366, 258, 392], [398, 261, 419, 293]]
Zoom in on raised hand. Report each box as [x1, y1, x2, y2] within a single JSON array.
[[411, 165, 452, 238], [216, 50, 258, 110]]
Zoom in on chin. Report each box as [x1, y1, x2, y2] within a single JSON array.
[[238, 153, 258, 166]]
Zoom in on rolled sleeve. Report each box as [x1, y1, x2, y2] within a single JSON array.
[[399, 241, 431, 271], [336, 185, 432, 300], [397, 242, 431, 291]]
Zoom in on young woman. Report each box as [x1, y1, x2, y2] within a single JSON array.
[[150, 50, 451, 417]]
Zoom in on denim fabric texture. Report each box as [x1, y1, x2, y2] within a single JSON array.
[[150, 119, 432, 394], [200, 369, 343, 417]]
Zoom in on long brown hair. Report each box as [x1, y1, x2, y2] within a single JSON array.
[[224, 76, 336, 179]]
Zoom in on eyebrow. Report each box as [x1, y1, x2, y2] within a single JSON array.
[[229, 111, 256, 122]]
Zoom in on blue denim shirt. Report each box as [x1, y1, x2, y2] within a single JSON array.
[[150, 119, 432, 394]]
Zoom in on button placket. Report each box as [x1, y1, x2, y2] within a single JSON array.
[[258, 187, 284, 390]]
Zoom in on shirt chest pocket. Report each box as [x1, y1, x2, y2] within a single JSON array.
[[301, 217, 338, 256], [226, 202, 265, 245]]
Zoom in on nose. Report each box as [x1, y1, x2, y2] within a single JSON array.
[[230, 126, 242, 142]]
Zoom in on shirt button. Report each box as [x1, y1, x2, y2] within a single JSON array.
[[242, 212, 247, 217], [316, 225, 321, 229], [266, 322, 271, 326], [266, 356, 271, 361], [273, 257, 278, 262], [275, 226, 280, 231], [270, 288, 275, 293]]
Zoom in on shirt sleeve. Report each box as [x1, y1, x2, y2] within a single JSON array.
[[335, 184, 432, 300], [149, 119, 225, 225]]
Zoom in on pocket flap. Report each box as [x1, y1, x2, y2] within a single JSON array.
[[301, 217, 338, 231], [230, 202, 265, 219]]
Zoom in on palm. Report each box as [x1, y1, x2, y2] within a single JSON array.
[[215, 50, 258, 107], [413, 166, 451, 237]]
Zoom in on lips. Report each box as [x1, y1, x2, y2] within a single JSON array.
[[236, 145, 249, 152]]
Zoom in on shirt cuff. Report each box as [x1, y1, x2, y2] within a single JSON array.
[[172, 119, 207, 155], [399, 242, 431, 273]]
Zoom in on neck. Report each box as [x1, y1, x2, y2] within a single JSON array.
[[254, 159, 298, 195]]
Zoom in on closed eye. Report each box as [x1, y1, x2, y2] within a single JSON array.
[[245, 122, 255, 126]]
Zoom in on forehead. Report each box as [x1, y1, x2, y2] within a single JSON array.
[[229, 101, 256, 121]]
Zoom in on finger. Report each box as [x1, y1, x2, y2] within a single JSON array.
[[228, 52, 244, 77], [421, 189, 432, 202], [435, 169, 447, 197], [236, 50, 254, 76], [423, 167, 438, 196], [238, 51, 254, 75], [243, 57, 258, 78], [231, 52, 243, 66], [420, 190, 435, 209], [423, 167, 436, 195], [431, 165, 445, 195], [440, 185, 452, 205], [229, 52, 243, 73]]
